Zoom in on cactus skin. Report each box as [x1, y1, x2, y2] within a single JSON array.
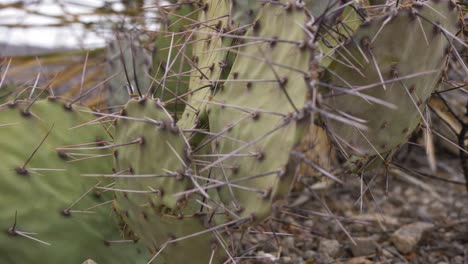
[[151, 2, 197, 103], [0, 83, 16, 104], [321, 0, 460, 168], [317, 2, 367, 68], [229, 0, 349, 28], [113, 98, 225, 263], [106, 34, 152, 106], [177, 0, 231, 130], [112, 2, 235, 257], [113, 98, 191, 210], [206, 2, 314, 222], [0, 99, 149, 263], [230, 0, 262, 27]]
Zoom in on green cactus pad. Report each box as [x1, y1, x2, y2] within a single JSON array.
[[113, 98, 225, 263], [177, 0, 231, 130], [106, 35, 152, 106], [206, 2, 313, 221], [0, 99, 148, 263], [0, 83, 17, 104], [317, 1, 368, 68], [230, 0, 262, 27], [113, 98, 191, 211], [114, 198, 225, 264], [322, 0, 460, 164], [229, 0, 351, 29], [151, 2, 197, 104]]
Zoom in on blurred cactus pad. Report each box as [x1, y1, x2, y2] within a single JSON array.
[[0, 0, 466, 263]]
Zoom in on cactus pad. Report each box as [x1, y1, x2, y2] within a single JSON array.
[[0, 99, 148, 263], [113, 98, 226, 263], [322, 0, 460, 165], [206, 2, 313, 221]]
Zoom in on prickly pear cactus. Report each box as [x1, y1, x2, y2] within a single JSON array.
[[113, 98, 190, 209], [177, 0, 231, 130], [0, 84, 16, 104], [151, 2, 197, 104], [106, 34, 152, 106], [321, 0, 461, 169], [206, 2, 315, 222], [230, 0, 262, 27], [112, 98, 225, 263], [317, 1, 368, 68], [0, 99, 149, 263]]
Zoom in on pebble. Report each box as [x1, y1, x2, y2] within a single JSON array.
[[282, 236, 296, 250], [303, 250, 317, 260], [319, 239, 341, 257], [281, 256, 292, 263], [304, 220, 314, 227], [391, 222, 434, 254], [452, 256, 464, 264], [256, 251, 277, 262], [346, 257, 374, 264], [350, 237, 377, 257]]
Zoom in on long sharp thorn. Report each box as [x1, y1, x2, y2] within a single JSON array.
[[68, 72, 120, 107], [167, 217, 249, 244], [256, 46, 299, 113], [79, 51, 89, 104], [130, 37, 143, 97], [28, 72, 41, 100], [200, 121, 289, 173], [21, 124, 55, 171], [116, 33, 141, 97], [63, 181, 102, 215], [367, 47, 387, 90], [292, 150, 343, 184], [159, 32, 175, 99], [0, 57, 12, 89]]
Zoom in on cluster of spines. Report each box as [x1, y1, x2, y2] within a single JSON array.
[[103, 0, 465, 262], [0, 0, 465, 263]]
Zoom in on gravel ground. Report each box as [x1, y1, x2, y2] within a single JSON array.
[[239, 146, 468, 264]]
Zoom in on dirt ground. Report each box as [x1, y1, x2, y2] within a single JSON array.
[[240, 146, 468, 264]]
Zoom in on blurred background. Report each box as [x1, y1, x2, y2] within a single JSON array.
[[0, 0, 159, 107]]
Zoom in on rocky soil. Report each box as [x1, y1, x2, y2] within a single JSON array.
[[241, 147, 468, 264]]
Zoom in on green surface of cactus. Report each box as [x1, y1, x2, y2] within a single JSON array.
[[206, 2, 313, 222], [322, 0, 460, 167], [177, 0, 231, 130], [113, 98, 191, 210], [151, 2, 197, 104], [113, 98, 226, 263], [0, 99, 149, 263], [106, 35, 152, 106]]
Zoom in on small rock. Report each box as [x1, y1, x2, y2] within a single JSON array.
[[452, 256, 464, 264], [82, 260, 97, 264], [319, 239, 340, 257], [256, 251, 277, 262], [304, 238, 315, 249], [293, 256, 305, 264], [391, 222, 434, 254], [282, 236, 295, 249], [353, 213, 399, 226], [304, 220, 314, 227], [350, 237, 377, 257], [281, 256, 293, 263], [346, 256, 375, 264], [303, 250, 317, 260]]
